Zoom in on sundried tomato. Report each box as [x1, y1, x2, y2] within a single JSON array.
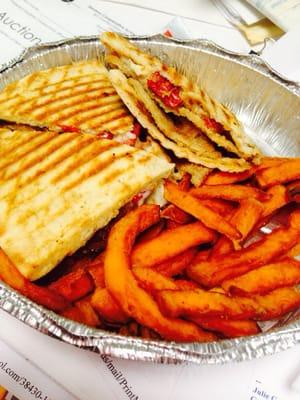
[[203, 116, 223, 133], [147, 71, 183, 108], [57, 124, 80, 133]]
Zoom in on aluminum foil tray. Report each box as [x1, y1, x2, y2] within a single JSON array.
[[0, 35, 300, 365]]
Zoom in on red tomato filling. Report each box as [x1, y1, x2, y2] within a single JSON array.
[[203, 116, 224, 133], [57, 124, 80, 133], [147, 72, 183, 108]]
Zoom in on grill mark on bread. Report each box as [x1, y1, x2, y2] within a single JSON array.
[[1, 136, 100, 207], [97, 115, 133, 132], [0, 132, 57, 173], [2, 134, 95, 195], [0, 130, 41, 159], [62, 147, 135, 191], [54, 97, 124, 125], [14, 141, 126, 225], [52, 140, 119, 184], [0, 75, 107, 103], [84, 109, 130, 129], [15, 81, 112, 113], [39, 76, 108, 95], [2, 133, 79, 181], [30, 88, 116, 120], [16, 148, 137, 228]]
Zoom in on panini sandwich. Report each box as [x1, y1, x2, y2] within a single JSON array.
[[107, 69, 250, 172], [100, 32, 260, 163], [0, 126, 173, 281], [0, 60, 134, 138]]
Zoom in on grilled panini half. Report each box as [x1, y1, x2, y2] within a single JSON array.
[[0, 60, 133, 137], [108, 69, 250, 172], [0, 127, 173, 281], [100, 32, 260, 161]]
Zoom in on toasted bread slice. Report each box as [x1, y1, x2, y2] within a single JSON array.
[[108, 69, 250, 172], [100, 32, 260, 160], [0, 127, 173, 280], [0, 60, 133, 136]]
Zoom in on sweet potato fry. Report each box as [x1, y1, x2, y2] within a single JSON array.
[[166, 220, 182, 230], [256, 157, 290, 170], [133, 267, 198, 293], [204, 168, 256, 185], [178, 172, 192, 191], [287, 242, 300, 258], [155, 247, 198, 277], [175, 280, 198, 290], [190, 184, 270, 202], [119, 322, 139, 337], [132, 268, 180, 293], [76, 297, 101, 327], [193, 249, 211, 262], [260, 185, 288, 219], [91, 288, 129, 323], [0, 248, 69, 312], [62, 297, 101, 327], [199, 199, 236, 217], [211, 198, 263, 256], [191, 317, 260, 338], [256, 158, 300, 188], [87, 262, 105, 288], [131, 221, 215, 269], [188, 210, 300, 287], [137, 220, 165, 243], [49, 269, 95, 301], [161, 204, 192, 224], [133, 267, 179, 293], [140, 325, 160, 340], [287, 179, 300, 203], [222, 258, 300, 295], [156, 287, 300, 320], [164, 180, 241, 240], [104, 204, 216, 342]]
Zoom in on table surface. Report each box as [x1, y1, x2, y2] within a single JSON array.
[[0, 1, 300, 400]]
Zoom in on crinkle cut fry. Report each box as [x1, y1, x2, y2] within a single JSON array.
[[164, 180, 241, 240], [0, 247, 69, 312], [187, 210, 300, 287], [156, 287, 300, 320], [131, 220, 215, 269], [104, 204, 216, 342], [222, 258, 300, 295]]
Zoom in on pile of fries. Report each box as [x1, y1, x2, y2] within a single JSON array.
[[1, 156, 300, 342]]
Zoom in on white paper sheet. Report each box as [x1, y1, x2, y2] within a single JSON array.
[[0, 335, 75, 400], [246, 0, 300, 31], [0, 0, 250, 69], [262, 25, 300, 82]]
